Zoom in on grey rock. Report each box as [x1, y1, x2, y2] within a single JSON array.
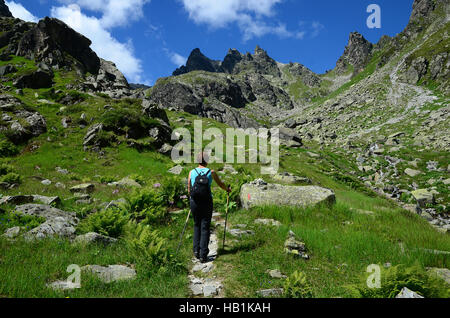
[[284, 230, 309, 259], [240, 180, 335, 209], [56, 167, 69, 174], [3, 226, 21, 239], [267, 269, 287, 279], [168, 165, 183, 175], [47, 281, 80, 291], [255, 218, 282, 227], [41, 179, 52, 186], [32, 195, 60, 205], [0, 195, 34, 205], [427, 268, 450, 285], [15, 204, 78, 239], [203, 285, 218, 297], [405, 168, 422, 177], [74, 232, 117, 245], [109, 177, 142, 188], [228, 228, 255, 238], [395, 287, 424, 298], [82, 265, 136, 283], [70, 183, 95, 194], [257, 288, 284, 297]]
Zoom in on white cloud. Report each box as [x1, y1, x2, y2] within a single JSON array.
[[180, 0, 308, 41], [311, 21, 324, 38], [51, 4, 145, 83], [169, 52, 187, 67], [6, 1, 39, 22], [57, 0, 150, 28]]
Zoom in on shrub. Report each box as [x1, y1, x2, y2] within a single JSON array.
[[99, 175, 117, 184], [100, 108, 160, 138], [160, 177, 188, 208], [0, 164, 14, 175], [346, 263, 449, 298], [0, 139, 19, 157], [76, 208, 130, 238], [129, 174, 146, 186], [0, 209, 45, 233], [283, 271, 313, 298], [126, 188, 168, 224], [124, 221, 167, 266], [0, 173, 21, 185]]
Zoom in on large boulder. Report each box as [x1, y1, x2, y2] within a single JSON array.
[[0, 98, 47, 144], [96, 58, 129, 89], [14, 204, 79, 239], [240, 179, 336, 209], [13, 69, 53, 89]]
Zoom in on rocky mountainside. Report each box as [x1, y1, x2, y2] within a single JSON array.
[[0, 0, 12, 18], [146, 0, 449, 221]]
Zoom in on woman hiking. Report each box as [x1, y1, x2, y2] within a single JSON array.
[[188, 152, 231, 263]]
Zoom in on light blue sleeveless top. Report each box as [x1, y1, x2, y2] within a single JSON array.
[[190, 168, 212, 187]]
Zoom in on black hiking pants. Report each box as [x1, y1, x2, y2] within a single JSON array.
[[190, 196, 213, 259]]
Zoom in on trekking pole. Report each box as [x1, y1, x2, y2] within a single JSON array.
[[176, 209, 191, 255], [222, 192, 230, 249]]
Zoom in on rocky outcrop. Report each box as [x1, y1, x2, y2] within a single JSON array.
[[149, 74, 259, 128], [13, 69, 53, 89], [0, 95, 47, 144], [14, 204, 79, 239], [16, 17, 100, 74], [286, 63, 321, 87], [239, 179, 336, 209], [335, 32, 373, 74], [0, 0, 12, 18]]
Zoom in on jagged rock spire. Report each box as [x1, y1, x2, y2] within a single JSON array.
[[335, 31, 373, 75]]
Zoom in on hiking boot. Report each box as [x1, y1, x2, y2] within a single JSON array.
[[194, 251, 200, 260], [200, 257, 209, 264]]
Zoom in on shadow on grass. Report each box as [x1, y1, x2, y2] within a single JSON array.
[[218, 239, 263, 256]]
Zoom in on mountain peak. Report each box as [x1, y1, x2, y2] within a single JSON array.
[[0, 0, 13, 18], [172, 48, 223, 76], [335, 31, 373, 75]]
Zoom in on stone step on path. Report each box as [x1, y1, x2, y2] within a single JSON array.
[[188, 213, 224, 298]]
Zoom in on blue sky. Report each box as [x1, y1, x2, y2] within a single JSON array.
[[7, 0, 414, 84]]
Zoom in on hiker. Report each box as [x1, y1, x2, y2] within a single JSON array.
[[188, 152, 231, 263]]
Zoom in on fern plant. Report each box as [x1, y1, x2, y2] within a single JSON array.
[[76, 208, 130, 238], [346, 262, 449, 298], [124, 221, 167, 266], [283, 271, 313, 298]]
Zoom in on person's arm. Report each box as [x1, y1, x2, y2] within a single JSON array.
[[211, 170, 231, 193], [187, 171, 191, 196]]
